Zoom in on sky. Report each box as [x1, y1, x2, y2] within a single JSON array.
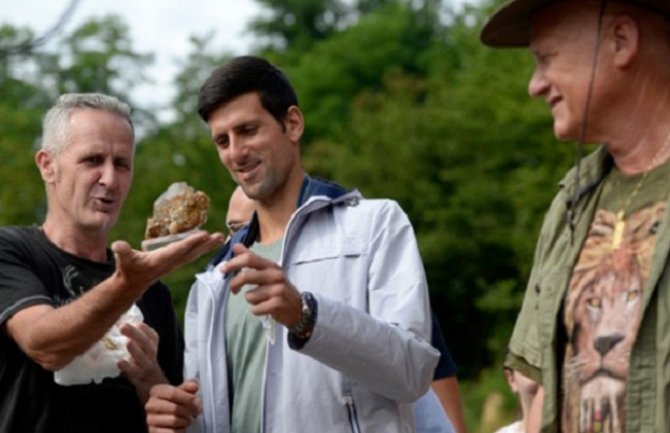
[[1, 0, 472, 121], [1, 0, 262, 120]]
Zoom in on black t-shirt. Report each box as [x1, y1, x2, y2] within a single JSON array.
[[0, 226, 184, 433]]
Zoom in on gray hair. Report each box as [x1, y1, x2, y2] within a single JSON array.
[[41, 93, 134, 156]]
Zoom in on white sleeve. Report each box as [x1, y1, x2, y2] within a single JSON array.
[[299, 201, 439, 402]]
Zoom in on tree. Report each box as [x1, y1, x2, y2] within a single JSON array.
[[36, 15, 153, 119], [0, 25, 53, 225], [251, 0, 348, 50], [279, 0, 444, 144]]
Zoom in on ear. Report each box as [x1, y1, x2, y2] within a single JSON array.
[[35, 150, 57, 183], [608, 15, 639, 68], [283, 105, 305, 143]]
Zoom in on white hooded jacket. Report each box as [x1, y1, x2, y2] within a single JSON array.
[[185, 178, 439, 433]]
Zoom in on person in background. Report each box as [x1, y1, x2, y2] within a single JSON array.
[[494, 365, 540, 433], [430, 313, 468, 433], [225, 185, 255, 239], [0, 93, 223, 433], [481, 1, 670, 432], [146, 55, 439, 433]]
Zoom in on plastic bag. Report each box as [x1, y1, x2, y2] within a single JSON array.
[[54, 304, 144, 385]]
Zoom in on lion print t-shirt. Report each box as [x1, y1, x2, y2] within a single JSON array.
[[562, 158, 670, 433]]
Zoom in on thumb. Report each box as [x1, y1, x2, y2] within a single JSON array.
[[180, 379, 200, 394], [111, 240, 132, 263]]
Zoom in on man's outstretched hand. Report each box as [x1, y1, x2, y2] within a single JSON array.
[[112, 230, 224, 298]]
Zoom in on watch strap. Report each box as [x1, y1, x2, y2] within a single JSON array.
[[288, 292, 318, 348]]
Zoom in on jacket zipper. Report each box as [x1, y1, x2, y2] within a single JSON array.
[[343, 395, 362, 433]]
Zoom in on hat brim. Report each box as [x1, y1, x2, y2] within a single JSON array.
[[480, 0, 555, 47], [480, 0, 670, 48]]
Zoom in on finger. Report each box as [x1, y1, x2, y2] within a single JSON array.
[[246, 291, 297, 322], [147, 386, 200, 412], [126, 322, 160, 347], [147, 412, 192, 428], [146, 403, 197, 424], [229, 268, 283, 294], [221, 249, 250, 275], [120, 322, 154, 347], [224, 244, 278, 274], [125, 339, 151, 367], [148, 423, 187, 433], [175, 231, 225, 259], [120, 324, 157, 363], [149, 231, 223, 263], [148, 426, 187, 433], [118, 358, 140, 378], [178, 379, 200, 394]]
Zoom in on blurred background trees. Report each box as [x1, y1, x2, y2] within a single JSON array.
[[0, 0, 576, 430]]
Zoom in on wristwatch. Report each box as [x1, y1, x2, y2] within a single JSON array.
[[288, 291, 316, 340]]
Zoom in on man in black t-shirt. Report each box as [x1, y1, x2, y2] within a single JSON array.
[[0, 93, 224, 433]]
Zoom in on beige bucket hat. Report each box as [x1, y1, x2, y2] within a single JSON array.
[[480, 0, 670, 47]]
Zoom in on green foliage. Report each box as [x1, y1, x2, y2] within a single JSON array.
[[251, 0, 347, 50], [461, 366, 521, 433], [2, 2, 584, 430], [38, 15, 153, 104], [282, 1, 573, 381], [0, 25, 53, 225]]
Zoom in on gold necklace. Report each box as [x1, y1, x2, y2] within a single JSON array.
[[611, 131, 670, 250]]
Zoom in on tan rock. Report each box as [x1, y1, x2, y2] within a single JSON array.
[[145, 182, 209, 239]]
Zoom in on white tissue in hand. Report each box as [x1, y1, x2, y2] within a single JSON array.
[[54, 304, 144, 386], [261, 315, 276, 344]]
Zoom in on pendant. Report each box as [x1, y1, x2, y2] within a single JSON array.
[[612, 210, 625, 250]]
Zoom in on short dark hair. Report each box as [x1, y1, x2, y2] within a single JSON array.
[[197, 55, 299, 125]]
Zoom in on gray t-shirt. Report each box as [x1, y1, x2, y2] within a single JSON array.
[[225, 239, 283, 433]]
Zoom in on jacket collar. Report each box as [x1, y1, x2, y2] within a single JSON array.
[[208, 175, 350, 266], [560, 145, 613, 210]]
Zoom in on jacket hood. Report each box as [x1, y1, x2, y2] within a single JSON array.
[[208, 175, 353, 266]]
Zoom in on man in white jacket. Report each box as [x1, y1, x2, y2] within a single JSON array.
[[146, 55, 439, 433]]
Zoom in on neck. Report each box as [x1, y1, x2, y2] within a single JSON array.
[[604, 76, 670, 174], [607, 126, 670, 175], [41, 218, 109, 262], [255, 170, 305, 245]]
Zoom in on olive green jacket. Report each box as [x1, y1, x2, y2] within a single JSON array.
[[506, 145, 670, 433]]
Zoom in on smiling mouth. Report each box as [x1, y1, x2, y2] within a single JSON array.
[[236, 162, 260, 179]]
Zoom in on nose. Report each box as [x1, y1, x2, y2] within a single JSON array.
[[226, 135, 249, 165], [594, 333, 624, 357], [98, 161, 118, 189], [528, 67, 549, 98]]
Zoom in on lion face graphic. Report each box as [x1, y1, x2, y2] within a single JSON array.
[[562, 202, 665, 433], [571, 258, 641, 382]]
